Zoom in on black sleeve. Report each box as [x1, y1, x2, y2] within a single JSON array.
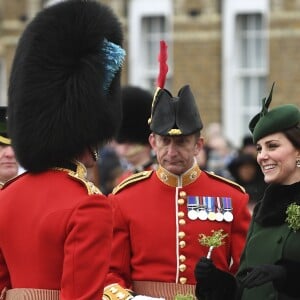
[[273, 260, 300, 298], [195, 269, 237, 300]]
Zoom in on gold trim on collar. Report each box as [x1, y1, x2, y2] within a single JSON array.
[[54, 161, 101, 195], [156, 163, 201, 187]]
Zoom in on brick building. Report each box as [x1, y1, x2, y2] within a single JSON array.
[[0, 0, 299, 146]]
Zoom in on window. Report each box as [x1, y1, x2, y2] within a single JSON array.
[[236, 13, 268, 135], [141, 16, 171, 88], [0, 60, 7, 106], [128, 0, 172, 91], [42, 0, 64, 8], [222, 0, 269, 147]]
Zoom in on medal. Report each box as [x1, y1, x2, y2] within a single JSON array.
[[188, 209, 198, 220], [223, 211, 233, 222], [207, 211, 216, 221], [187, 196, 200, 220], [198, 209, 208, 220], [206, 196, 216, 222], [222, 197, 234, 222], [215, 212, 224, 222], [198, 196, 208, 220], [215, 197, 224, 222]]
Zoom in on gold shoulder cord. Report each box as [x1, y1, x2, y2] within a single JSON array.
[[103, 284, 134, 300], [112, 170, 153, 194], [54, 161, 102, 195], [206, 171, 246, 193]]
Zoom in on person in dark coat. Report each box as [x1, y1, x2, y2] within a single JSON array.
[[194, 83, 300, 300]]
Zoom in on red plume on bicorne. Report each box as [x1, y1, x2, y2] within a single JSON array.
[[156, 40, 168, 89]]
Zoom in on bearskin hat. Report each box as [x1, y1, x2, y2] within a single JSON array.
[[116, 86, 152, 145], [8, 0, 125, 172]]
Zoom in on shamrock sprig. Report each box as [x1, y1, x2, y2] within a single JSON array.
[[286, 202, 300, 232], [175, 294, 193, 300], [199, 229, 228, 258]]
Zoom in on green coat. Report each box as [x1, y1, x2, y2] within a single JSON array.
[[237, 182, 300, 300]]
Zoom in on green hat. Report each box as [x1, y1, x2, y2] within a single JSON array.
[[249, 83, 300, 143], [0, 107, 10, 145]]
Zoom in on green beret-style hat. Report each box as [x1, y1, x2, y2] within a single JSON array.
[[249, 83, 300, 143]]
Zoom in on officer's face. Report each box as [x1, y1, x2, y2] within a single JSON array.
[[0, 144, 18, 183], [149, 133, 203, 175]]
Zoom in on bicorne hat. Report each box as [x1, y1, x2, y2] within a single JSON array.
[[148, 41, 203, 136], [249, 83, 300, 143], [8, 0, 125, 172]]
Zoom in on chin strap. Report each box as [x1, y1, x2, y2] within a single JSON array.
[[88, 145, 99, 161]]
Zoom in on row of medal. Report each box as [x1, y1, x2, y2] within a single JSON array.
[[186, 196, 234, 222]]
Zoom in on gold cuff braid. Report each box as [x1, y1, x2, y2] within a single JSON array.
[[103, 284, 134, 300]]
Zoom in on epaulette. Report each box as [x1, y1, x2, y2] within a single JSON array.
[[55, 162, 102, 195], [206, 171, 246, 193], [68, 171, 102, 195], [112, 170, 153, 194]]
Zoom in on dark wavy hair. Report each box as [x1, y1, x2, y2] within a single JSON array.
[[284, 123, 300, 149]]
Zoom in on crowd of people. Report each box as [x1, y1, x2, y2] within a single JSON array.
[[0, 1, 299, 300]]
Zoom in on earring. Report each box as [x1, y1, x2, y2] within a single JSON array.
[[297, 159, 300, 168]]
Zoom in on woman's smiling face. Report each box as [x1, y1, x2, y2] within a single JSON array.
[[256, 132, 300, 185]]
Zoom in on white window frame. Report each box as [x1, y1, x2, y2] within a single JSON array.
[[222, 0, 269, 147], [128, 0, 172, 91], [0, 59, 7, 106], [43, 0, 65, 8]]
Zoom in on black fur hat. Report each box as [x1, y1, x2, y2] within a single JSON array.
[[8, 0, 125, 172], [116, 86, 152, 145]]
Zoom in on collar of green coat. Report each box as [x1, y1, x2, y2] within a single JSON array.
[[254, 181, 300, 226]]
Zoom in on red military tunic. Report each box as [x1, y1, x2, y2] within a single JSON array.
[[0, 166, 113, 299], [105, 163, 251, 300]]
